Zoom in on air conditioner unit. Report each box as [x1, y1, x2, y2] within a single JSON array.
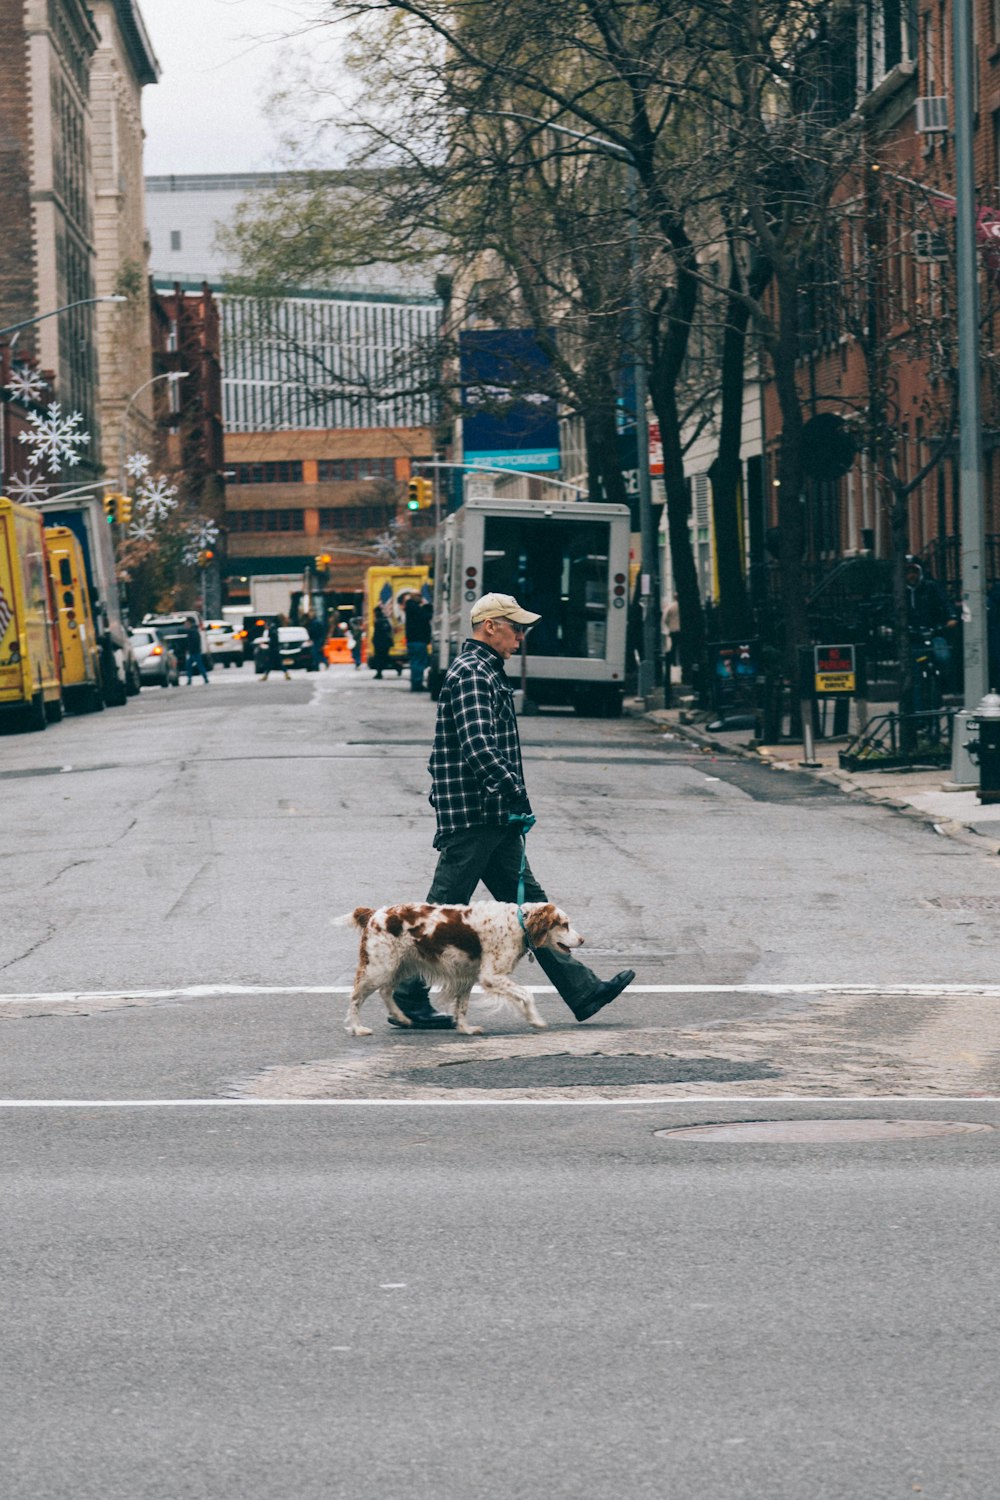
[[916, 96, 949, 133], [913, 229, 949, 262]]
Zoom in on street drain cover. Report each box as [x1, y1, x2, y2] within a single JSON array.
[[654, 1119, 994, 1144], [399, 1055, 779, 1088]]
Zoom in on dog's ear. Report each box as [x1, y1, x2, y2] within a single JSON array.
[[524, 902, 560, 946], [352, 906, 375, 929]]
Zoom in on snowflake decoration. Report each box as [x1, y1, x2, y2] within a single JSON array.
[[18, 402, 90, 474], [135, 474, 178, 521], [4, 469, 51, 505], [185, 516, 223, 564], [128, 516, 156, 542], [124, 451, 151, 481], [5, 366, 48, 405], [190, 518, 220, 549], [181, 517, 220, 566]]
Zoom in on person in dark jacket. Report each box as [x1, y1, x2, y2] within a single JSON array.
[[404, 591, 433, 692], [389, 591, 636, 1030], [261, 617, 290, 681], [370, 606, 393, 679], [184, 617, 209, 685], [305, 612, 328, 671]]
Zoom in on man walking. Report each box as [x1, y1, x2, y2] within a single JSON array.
[[184, 617, 209, 685], [391, 592, 635, 1029], [404, 590, 433, 692]]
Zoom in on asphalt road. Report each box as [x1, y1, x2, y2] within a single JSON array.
[[3, 664, 1000, 1498]]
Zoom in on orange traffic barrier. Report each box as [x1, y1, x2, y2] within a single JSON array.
[[324, 635, 364, 664]]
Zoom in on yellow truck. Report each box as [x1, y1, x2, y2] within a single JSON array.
[[0, 496, 63, 730], [44, 525, 104, 714], [365, 565, 431, 675]]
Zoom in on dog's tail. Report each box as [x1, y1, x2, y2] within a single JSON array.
[[332, 906, 375, 930]]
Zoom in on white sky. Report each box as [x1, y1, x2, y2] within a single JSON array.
[[139, 0, 322, 174]]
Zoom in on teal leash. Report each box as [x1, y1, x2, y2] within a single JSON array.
[[508, 812, 537, 958]]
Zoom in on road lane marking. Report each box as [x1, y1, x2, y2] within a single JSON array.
[[5, 982, 1000, 1006], [1, 1096, 1000, 1106]]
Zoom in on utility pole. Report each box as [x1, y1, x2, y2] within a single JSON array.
[[950, 0, 990, 780], [953, 0, 987, 701]]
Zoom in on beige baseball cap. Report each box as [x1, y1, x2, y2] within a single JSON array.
[[470, 592, 540, 626]]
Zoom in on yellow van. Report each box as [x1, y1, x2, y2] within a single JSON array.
[[0, 496, 62, 730], [44, 525, 104, 714], [365, 565, 431, 674]]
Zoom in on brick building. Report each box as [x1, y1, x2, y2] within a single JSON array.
[[90, 0, 160, 472], [151, 283, 226, 615], [758, 0, 1000, 601], [0, 0, 101, 474]]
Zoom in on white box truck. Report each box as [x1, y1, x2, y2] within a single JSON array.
[[431, 495, 631, 717]]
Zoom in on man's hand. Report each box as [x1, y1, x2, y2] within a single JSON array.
[[507, 791, 533, 817]]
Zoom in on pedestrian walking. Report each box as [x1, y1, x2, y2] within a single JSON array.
[[305, 611, 328, 671], [404, 590, 433, 692], [390, 591, 635, 1029], [184, 616, 209, 685], [370, 606, 393, 679], [261, 617, 290, 681], [662, 596, 680, 708], [349, 615, 364, 670]]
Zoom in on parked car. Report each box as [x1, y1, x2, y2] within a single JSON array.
[[204, 619, 243, 667], [253, 624, 313, 674], [140, 613, 213, 672], [238, 613, 279, 662], [128, 627, 179, 687]]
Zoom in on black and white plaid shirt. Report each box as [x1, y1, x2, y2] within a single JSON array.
[[428, 638, 527, 844]]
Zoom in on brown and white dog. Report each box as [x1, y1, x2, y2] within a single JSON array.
[[337, 900, 584, 1036]]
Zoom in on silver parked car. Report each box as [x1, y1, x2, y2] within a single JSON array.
[[128, 627, 179, 687]]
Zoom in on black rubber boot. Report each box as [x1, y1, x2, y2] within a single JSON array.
[[388, 978, 456, 1030], [532, 946, 635, 1022]]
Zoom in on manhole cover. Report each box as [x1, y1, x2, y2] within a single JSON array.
[[654, 1119, 995, 1144], [398, 1055, 779, 1089]]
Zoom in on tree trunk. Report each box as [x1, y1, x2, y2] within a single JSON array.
[[707, 244, 767, 639]]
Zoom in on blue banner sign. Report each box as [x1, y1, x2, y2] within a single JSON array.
[[459, 329, 561, 473]]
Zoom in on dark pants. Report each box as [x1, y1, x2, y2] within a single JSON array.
[[186, 650, 209, 684], [395, 825, 602, 1013]]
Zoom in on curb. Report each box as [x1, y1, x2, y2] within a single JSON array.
[[646, 711, 1000, 857]]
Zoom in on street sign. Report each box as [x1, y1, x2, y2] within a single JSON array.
[[814, 643, 857, 695], [799, 643, 866, 699]]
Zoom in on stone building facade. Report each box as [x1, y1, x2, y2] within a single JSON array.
[[90, 0, 160, 479], [0, 0, 158, 489]]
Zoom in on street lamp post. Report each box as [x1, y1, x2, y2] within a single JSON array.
[[0, 293, 127, 342], [476, 110, 659, 699], [118, 371, 188, 494]]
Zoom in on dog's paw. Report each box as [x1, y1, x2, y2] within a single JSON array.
[[456, 1022, 484, 1035], [346, 1024, 373, 1037], [528, 1017, 548, 1030]]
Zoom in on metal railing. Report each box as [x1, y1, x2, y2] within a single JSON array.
[[839, 707, 955, 771]]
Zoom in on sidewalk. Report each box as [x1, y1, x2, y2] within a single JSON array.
[[634, 702, 1000, 855]]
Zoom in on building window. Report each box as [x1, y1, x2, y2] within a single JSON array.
[[232, 461, 304, 484], [229, 509, 305, 532], [170, 230, 182, 251], [318, 504, 396, 531], [858, 0, 917, 96], [317, 457, 398, 482]]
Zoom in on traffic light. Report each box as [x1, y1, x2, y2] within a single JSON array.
[[196, 548, 215, 568], [407, 477, 432, 511], [119, 494, 133, 526], [314, 552, 332, 572], [103, 493, 120, 524]]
